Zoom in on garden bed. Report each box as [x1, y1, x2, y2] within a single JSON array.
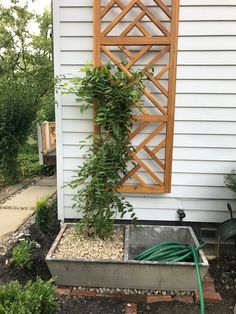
[[0, 202, 235, 313], [47, 224, 208, 291]]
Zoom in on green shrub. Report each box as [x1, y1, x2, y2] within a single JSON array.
[[0, 280, 25, 314], [35, 196, 52, 234], [0, 4, 54, 184], [18, 152, 42, 178], [0, 278, 58, 314], [0, 76, 39, 184], [17, 152, 55, 180], [11, 240, 35, 270]]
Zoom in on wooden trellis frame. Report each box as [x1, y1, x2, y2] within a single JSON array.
[[93, 0, 180, 193]]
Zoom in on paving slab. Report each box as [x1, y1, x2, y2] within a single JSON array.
[[0, 180, 30, 202], [35, 176, 56, 187], [3, 186, 56, 209], [0, 209, 33, 238]]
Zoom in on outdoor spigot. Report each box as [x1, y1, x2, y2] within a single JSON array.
[[177, 209, 186, 226]]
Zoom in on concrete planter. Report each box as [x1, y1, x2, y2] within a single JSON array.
[[46, 224, 208, 291]]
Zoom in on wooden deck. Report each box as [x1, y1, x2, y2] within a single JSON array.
[[37, 121, 56, 165]]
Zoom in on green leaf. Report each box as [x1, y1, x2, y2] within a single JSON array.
[[65, 63, 145, 239]]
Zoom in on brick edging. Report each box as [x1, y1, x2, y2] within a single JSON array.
[[56, 287, 221, 305], [56, 272, 222, 306], [125, 303, 137, 314]]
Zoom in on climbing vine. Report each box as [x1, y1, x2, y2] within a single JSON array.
[[68, 63, 145, 239]]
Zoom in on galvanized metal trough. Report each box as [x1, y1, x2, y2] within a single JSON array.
[[46, 224, 208, 291]]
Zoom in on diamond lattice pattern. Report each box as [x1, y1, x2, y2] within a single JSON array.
[[94, 0, 179, 193]]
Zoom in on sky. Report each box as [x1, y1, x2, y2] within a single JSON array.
[[1, 0, 51, 33], [30, 0, 51, 13], [1, 0, 51, 13]]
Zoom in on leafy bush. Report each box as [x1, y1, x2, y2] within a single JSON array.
[[18, 153, 42, 178], [35, 196, 52, 234], [17, 152, 55, 179], [35, 93, 55, 124], [0, 4, 54, 185], [0, 278, 58, 314], [68, 63, 145, 238], [11, 240, 35, 270], [0, 76, 39, 184]]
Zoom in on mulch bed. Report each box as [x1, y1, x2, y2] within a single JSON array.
[[137, 300, 234, 314], [0, 200, 127, 313], [0, 198, 235, 313], [0, 203, 59, 285], [58, 296, 126, 314]]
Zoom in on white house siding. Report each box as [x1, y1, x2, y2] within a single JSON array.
[[53, 0, 236, 222]]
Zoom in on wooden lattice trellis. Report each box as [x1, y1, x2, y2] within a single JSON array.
[[93, 0, 180, 193]]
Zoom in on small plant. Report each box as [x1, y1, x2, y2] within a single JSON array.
[[225, 170, 236, 194], [11, 240, 35, 270], [0, 277, 58, 314], [18, 152, 42, 178], [68, 63, 145, 239], [17, 152, 54, 179], [35, 196, 52, 234]]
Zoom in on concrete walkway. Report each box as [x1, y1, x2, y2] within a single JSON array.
[[0, 176, 56, 240]]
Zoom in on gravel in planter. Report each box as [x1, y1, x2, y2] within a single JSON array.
[[53, 226, 124, 260]]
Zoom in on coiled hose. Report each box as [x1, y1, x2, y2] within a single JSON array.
[[134, 241, 206, 314]]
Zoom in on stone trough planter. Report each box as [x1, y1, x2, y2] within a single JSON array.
[[46, 224, 208, 291]]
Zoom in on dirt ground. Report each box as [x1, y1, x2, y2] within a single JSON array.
[[58, 296, 126, 314], [0, 199, 235, 313], [137, 301, 235, 314]]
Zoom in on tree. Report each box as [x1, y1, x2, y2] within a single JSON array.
[[0, 0, 54, 184]]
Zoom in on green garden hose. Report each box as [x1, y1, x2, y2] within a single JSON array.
[[134, 241, 206, 314], [190, 244, 205, 314]]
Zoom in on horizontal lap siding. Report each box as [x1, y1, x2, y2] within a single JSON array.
[[54, 0, 236, 222]]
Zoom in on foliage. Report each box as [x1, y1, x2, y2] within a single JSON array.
[[0, 1, 33, 75], [30, 9, 55, 138], [68, 63, 145, 239], [0, 277, 58, 314], [35, 93, 55, 124], [35, 196, 53, 234], [0, 2, 54, 184], [17, 152, 55, 179], [18, 152, 42, 178], [225, 170, 236, 195], [0, 3, 53, 93], [11, 240, 35, 270], [0, 77, 39, 184]]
